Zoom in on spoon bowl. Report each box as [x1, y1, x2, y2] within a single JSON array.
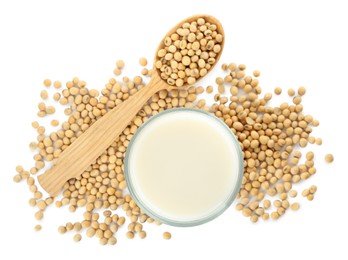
[[154, 14, 225, 88]]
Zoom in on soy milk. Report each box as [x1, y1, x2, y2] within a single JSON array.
[[126, 109, 242, 224]]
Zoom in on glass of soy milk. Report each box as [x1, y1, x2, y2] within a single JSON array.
[[125, 108, 243, 226]]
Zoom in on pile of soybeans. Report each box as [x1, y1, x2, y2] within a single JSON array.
[[14, 57, 334, 245]]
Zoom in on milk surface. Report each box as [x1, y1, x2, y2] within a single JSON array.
[[127, 110, 241, 222]]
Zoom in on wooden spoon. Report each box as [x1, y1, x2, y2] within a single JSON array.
[[38, 14, 225, 197]]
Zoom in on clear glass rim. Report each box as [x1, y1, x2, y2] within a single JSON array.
[[124, 108, 244, 227]]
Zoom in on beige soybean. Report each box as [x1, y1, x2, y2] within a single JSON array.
[[163, 231, 171, 240], [289, 190, 298, 198], [139, 231, 147, 239], [40, 90, 48, 100], [253, 70, 260, 77], [274, 87, 282, 95], [108, 237, 117, 245], [302, 189, 310, 197], [325, 154, 334, 163], [316, 138, 322, 145], [43, 79, 51, 87], [287, 88, 295, 96], [298, 87, 306, 96], [126, 231, 134, 239], [139, 57, 148, 67], [35, 211, 44, 220], [307, 194, 314, 201], [34, 225, 42, 232], [53, 81, 62, 89], [290, 203, 300, 211], [206, 85, 213, 94], [116, 60, 125, 69], [309, 185, 317, 194], [58, 226, 66, 234], [73, 234, 82, 242]]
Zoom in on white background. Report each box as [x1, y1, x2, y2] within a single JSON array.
[[0, 0, 347, 259]]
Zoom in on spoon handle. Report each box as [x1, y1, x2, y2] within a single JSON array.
[[38, 75, 167, 197]]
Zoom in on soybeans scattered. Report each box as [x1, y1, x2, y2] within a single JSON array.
[[126, 231, 134, 239], [271, 212, 279, 220], [35, 211, 44, 220], [139, 57, 147, 67], [43, 79, 51, 87], [302, 189, 310, 197], [15, 49, 333, 245], [309, 185, 317, 194], [307, 194, 314, 201], [274, 87, 282, 95], [209, 62, 333, 223], [73, 234, 82, 242], [40, 90, 48, 100], [289, 190, 298, 198], [253, 70, 260, 77], [298, 86, 306, 96], [29, 198, 37, 207], [58, 226, 66, 234], [163, 231, 171, 240], [206, 85, 213, 94], [31, 121, 39, 129], [108, 237, 117, 245], [116, 60, 125, 69], [250, 215, 259, 223], [139, 231, 147, 239], [218, 84, 225, 94], [290, 203, 300, 211], [325, 154, 334, 163], [29, 142, 37, 150], [113, 68, 121, 76], [51, 119, 59, 127], [287, 88, 295, 96], [53, 81, 62, 89], [34, 225, 42, 232], [316, 138, 322, 145]]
